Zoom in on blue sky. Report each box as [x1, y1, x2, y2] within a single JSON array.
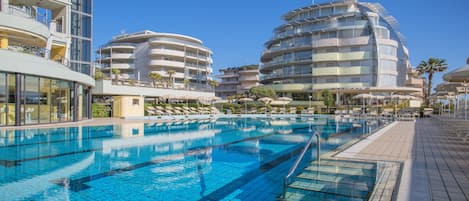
[[93, 0, 469, 86]]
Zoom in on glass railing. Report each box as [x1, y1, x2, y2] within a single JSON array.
[[6, 5, 48, 25], [271, 20, 368, 41], [7, 45, 70, 68], [263, 43, 312, 55], [261, 71, 312, 80], [261, 57, 313, 70], [106, 79, 213, 92]]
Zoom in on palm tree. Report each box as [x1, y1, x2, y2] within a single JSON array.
[[148, 72, 162, 87], [416, 57, 448, 105], [208, 80, 219, 93], [111, 68, 121, 82], [167, 70, 176, 88]]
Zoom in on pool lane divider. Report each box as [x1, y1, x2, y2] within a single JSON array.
[[48, 131, 289, 191], [0, 127, 269, 167]]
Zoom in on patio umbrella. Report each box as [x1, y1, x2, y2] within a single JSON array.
[[239, 97, 254, 113], [443, 60, 469, 119], [258, 97, 274, 114], [352, 94, 374, 114], [277, 97, 292, 113]]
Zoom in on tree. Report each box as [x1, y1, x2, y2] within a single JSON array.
[[416, 57, 448, 105], [208, 80, 219, 93], [111, 68, 121, 82], [148, 72, 162, 87], [166, 70, 176, 88], [94, 68, 104, 80], [321, 90, 334, 113], [248, 86, 277, 99]]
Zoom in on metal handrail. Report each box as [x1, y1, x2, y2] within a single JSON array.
[[283, 131, 320, 198]]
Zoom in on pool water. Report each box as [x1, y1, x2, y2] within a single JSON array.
[[0, 117, 385, 201]]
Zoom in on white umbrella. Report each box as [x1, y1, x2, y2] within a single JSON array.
[[239, 98, 254, 113], [277, 97, 292, 113], [258, 97, 274, 114], [258, 97, 274, 103], [352, 94, 374, 115]]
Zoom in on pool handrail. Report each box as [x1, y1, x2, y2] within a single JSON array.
[[283, 131, 320, 198]]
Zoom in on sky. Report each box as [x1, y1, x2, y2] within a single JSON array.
[[93, 0, 469, 87]]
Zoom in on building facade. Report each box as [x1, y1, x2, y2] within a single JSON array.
[[260, 0, 416, 100], [215, 65, 259, 99], [96, 30, 213, 89], [0, 0, 94, 126]]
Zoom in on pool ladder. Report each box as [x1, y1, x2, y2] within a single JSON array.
[[282, 131, 320, 198]]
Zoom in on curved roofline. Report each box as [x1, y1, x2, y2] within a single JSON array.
[[282, 0, 356, 20], [111, 30, 203, 45]]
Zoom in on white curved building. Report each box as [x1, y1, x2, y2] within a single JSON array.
[[260, 0, 420, 101], [97, 30, 213, 89], [0, 0, 94, 126]]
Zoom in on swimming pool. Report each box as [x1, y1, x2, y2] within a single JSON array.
[[0, 117, 386, 200]]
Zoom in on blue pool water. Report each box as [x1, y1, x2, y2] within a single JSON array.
[[0, 117, 386, 201]]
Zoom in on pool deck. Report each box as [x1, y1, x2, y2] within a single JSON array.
[[337, 118, 469, 201]]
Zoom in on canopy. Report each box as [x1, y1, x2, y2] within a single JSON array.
[[443, 58, 469, 82], [277, 97, 293, 101], [352, 93, 374, 99], [238, 97, 254, 102], [258, 97, 273, 103]]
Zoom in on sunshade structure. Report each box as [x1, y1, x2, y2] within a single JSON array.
[[238, 97, 254, 113], [277, 97, 293, 112], [352, 94, 374, 114], [443, 57, 469, 119]]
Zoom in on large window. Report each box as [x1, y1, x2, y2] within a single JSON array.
[[0, 72, 89, 126], [22, 76, 39, 125], [7, 74, 15, 126], [0, 73, 6, 126], [39, 78, 51, 123]]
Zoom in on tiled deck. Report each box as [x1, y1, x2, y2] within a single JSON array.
[[337, 118, 469, 201]]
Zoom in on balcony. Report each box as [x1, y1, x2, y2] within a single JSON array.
[[260, 57, 313, 71], [0, 49, 94, 87], [312, 66, 370, 76], [262, 42, 313, 58], [149, 60, 185, 68], [312, 51, 371, 62], [261, 72, 311, 81], [151, 48, 184, 57], [239, 76, 259, 82], [0, 8, 50, 45], [312, 37, 370, 48], [106, 63, 135, 69], [111, 53, 135, 59]]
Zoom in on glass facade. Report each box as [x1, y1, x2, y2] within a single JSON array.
[[70, 0, 93, 76], [0, 72, 91, 126], [260, 1, 409, 98]]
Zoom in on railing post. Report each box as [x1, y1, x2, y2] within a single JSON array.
[[316, 132, 320, 162]]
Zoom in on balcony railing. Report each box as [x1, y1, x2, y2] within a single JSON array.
[[105, 78, 213, 92], [7, 5, 48, 25], [8, 45, 70, 68]]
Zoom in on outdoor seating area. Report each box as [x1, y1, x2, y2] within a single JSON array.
[[145, 105, 220, 116]]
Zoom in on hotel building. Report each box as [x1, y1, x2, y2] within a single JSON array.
[[93, 31, 215, 118], [96, 30, 213, 89], [260, 0, 420, 100], [0, 0, 94, 126], [215, 65, 259, 99]]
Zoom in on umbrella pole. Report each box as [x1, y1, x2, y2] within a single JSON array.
[[464, 82, 467, 120]]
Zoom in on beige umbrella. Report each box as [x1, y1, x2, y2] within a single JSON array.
[[277, 97, 292, 113], [258, 97, 273, 114], [239, 98, 254, 113], [353, 94, 375, 114]]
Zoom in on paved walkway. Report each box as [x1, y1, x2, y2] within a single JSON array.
[[337, 118, 469, 201]]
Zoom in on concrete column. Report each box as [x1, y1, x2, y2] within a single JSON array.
[[0, 32, 8, 49]]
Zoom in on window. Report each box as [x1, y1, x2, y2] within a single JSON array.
[[132, 99, 139, 105]]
